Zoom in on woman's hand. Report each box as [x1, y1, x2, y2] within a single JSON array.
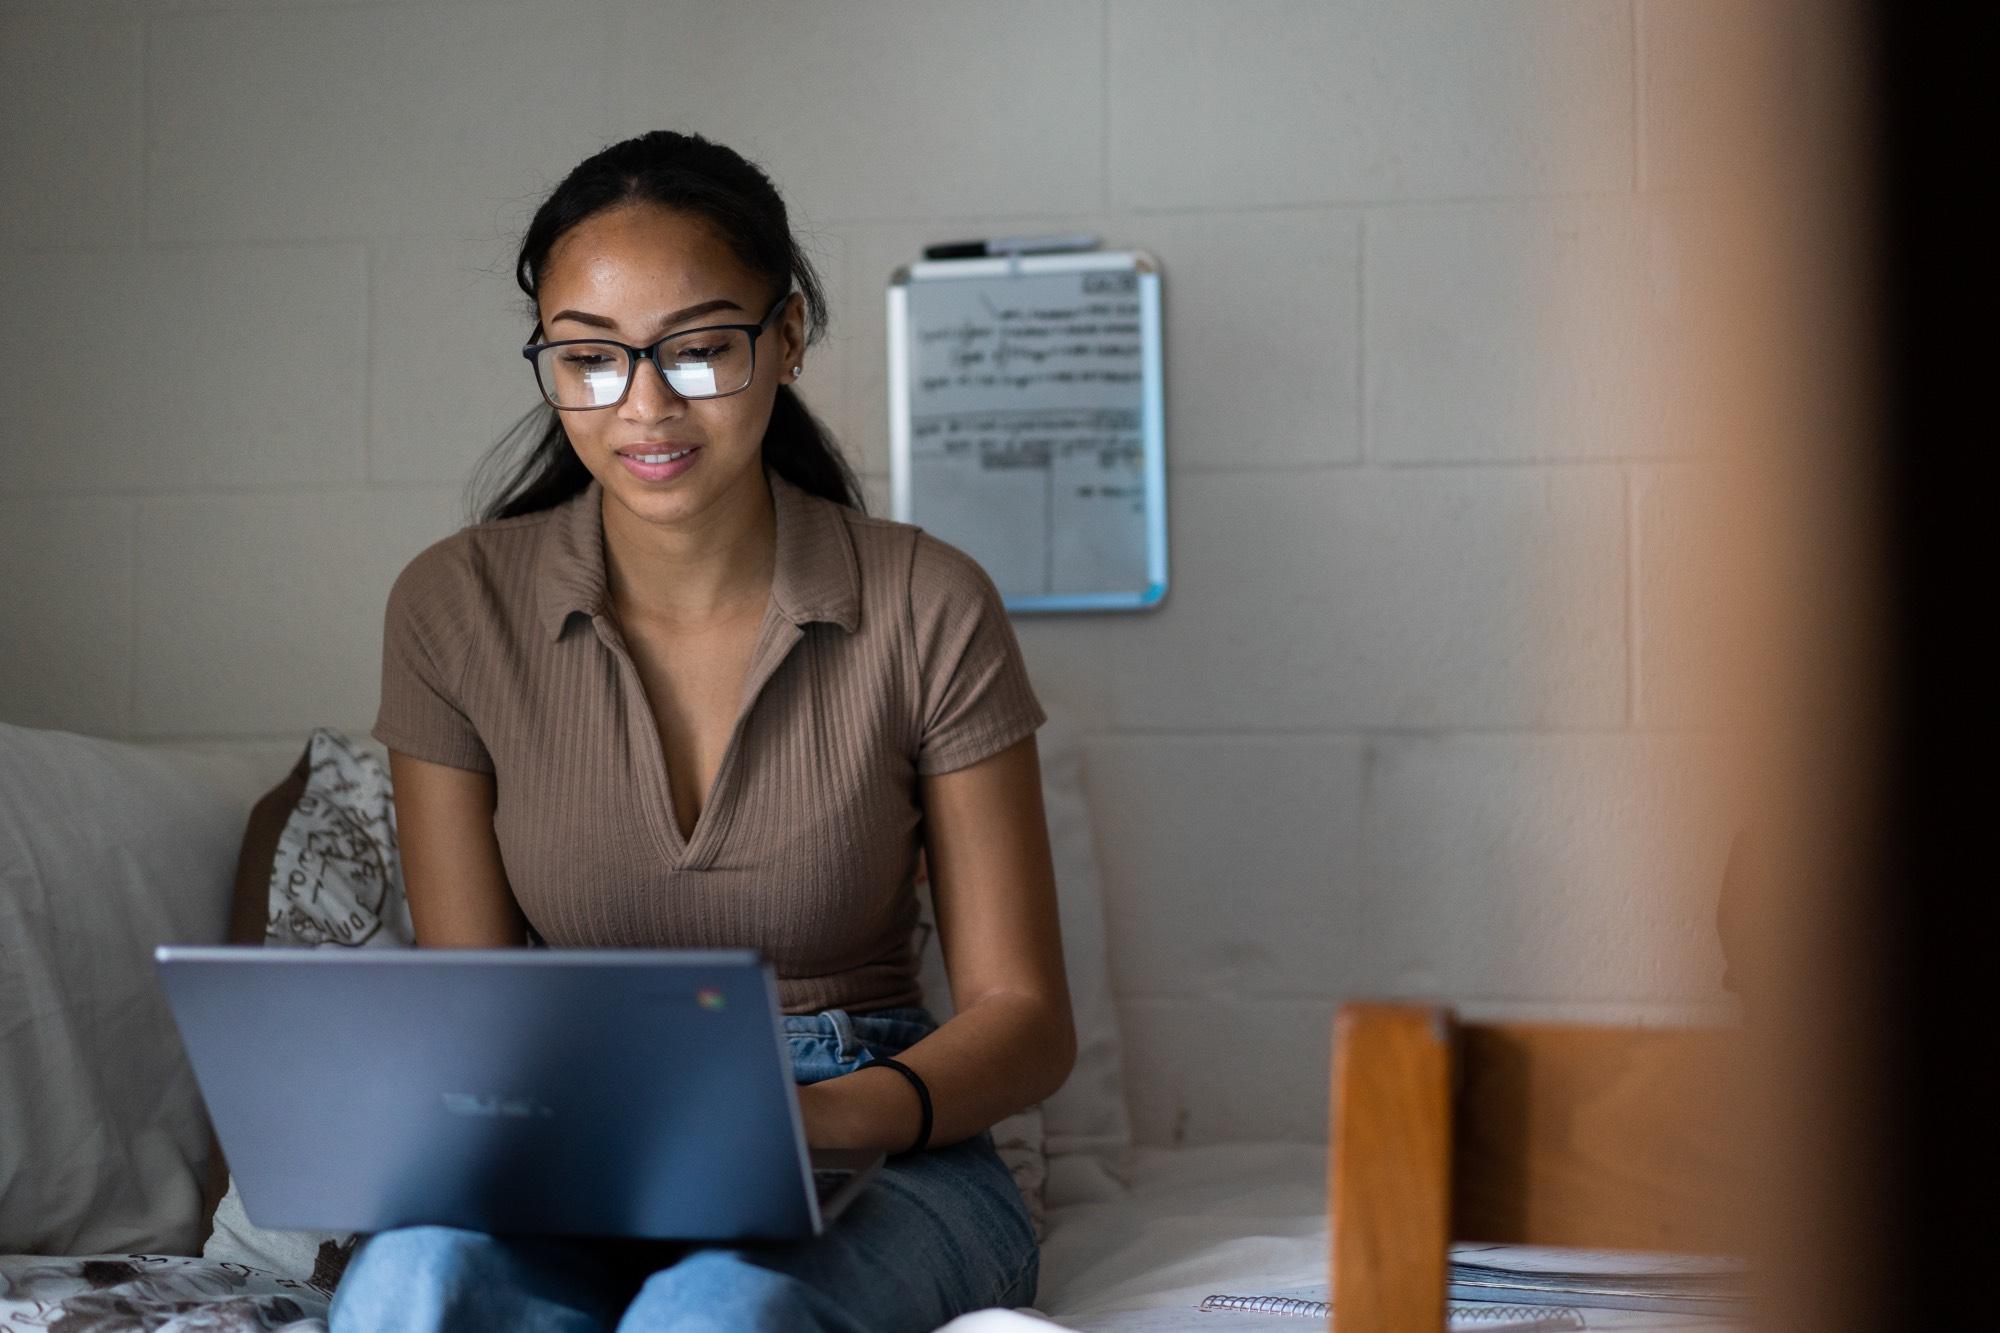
[[795, 1068, 925, 1152], [796, 1079, 833, 1148]]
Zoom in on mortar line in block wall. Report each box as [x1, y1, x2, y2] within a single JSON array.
[[1355, 211, 1369, 462], [1115, 992, 1338, 1008], [362, 239, 376, 484], [1630, 0, 1645, 193], [1100, 0, 1112, 211], [158, 0, 503, 19], [133, 729, 368, 748], [1113, 992, 1736, 1025], [1125, 186, 1644, 219], [123, 497, 139, 738], [137, 14, 150, 246], [1090, 723, 1714, 740], [0, 483, 467, 503], [1624, 464, 1640, 726], [14, 235, 422, 256]]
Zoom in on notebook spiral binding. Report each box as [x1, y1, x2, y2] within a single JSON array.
[[1197, 1293, 1331, 1316], [1196, 1292, 1585, 1327]]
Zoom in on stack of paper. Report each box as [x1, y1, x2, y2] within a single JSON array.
[[1447, 1244, 1748, 1318]]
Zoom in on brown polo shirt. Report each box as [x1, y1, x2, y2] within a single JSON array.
[[371, 463, 1046, 1015]]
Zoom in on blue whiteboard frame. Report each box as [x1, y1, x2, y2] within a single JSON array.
[[887, 249, 1168, 614]]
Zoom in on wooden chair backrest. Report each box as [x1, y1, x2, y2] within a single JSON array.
[[1326, 1002, 1738, 1331]]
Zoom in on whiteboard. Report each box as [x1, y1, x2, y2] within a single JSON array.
[[887, 250, 1168, 613]]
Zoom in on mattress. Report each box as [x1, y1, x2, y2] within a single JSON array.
[[0, 1143, 1741, 1332], [953, 1143, 1743, 1332], [1003, 1141, 1339, 1330], [0, 1146, 1315, 1332]]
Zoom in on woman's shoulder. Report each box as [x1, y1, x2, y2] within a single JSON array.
[[831, 505, 1002, 609], [392, 506, 557, 593]]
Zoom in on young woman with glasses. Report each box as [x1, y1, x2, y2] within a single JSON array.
[[329, 129, 1069, 1330]]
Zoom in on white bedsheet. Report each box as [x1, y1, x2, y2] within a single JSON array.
[[1007, 1142, 1329, 1330], [938, 1143, 1742, 1333], [910, 1142, 1333, 1331]]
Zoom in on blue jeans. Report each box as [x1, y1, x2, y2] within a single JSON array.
[[326, 1005, 1040, 1332]]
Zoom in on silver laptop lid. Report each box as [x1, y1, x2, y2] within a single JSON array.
[[153, 946, 880, 1241]]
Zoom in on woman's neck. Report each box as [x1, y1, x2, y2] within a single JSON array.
[[600, 466, 777, 631]]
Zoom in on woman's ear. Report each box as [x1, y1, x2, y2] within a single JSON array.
[[783, 292, 807, 371]]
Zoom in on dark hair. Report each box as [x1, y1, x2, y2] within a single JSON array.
[[466, 130, 860, 524]]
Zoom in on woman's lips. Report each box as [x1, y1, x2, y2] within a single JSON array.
[[617, 446, 701, 482]]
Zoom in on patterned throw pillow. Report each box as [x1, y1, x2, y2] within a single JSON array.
[[265, 730, 411, 951], [201, 727, 395, 1292]]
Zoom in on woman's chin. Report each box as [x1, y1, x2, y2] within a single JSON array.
[[601, 448, 764, 523]]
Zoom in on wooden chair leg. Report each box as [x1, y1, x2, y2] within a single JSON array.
[[1329, 1003, 1454, 1332]]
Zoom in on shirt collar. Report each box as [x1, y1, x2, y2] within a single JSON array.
[[535, 464, 861, 641]]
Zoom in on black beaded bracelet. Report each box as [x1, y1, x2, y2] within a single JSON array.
[[869, 1056, 932, 1154]]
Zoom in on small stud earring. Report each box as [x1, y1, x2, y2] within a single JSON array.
[[792, 365, 803, 378]]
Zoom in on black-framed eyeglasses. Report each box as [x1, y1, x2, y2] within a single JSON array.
[[522, 291, 791, 410]]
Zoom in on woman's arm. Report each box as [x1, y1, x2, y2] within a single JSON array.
[[387, 749, 533, 948], [802, 733, 1077, 1151]]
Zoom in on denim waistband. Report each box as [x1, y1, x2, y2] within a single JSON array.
[[782, 1005, 939, 1061]]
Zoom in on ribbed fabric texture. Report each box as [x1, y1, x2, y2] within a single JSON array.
[[371, 465, 1046, 1015]]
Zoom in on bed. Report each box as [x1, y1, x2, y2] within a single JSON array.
[[0, 722, 1741, 1331], [0, 1144, 1334, 1331], [0, 718, 1154, 1330], [0, 1141, 1739, 1330]]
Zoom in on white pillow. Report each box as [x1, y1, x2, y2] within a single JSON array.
[[912, 714, 1137, 1227], [0, 723, 281, 1255], [1026, 717, 1134, 1208]]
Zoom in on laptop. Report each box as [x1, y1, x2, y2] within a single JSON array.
[[152, 945, 884, 1242]]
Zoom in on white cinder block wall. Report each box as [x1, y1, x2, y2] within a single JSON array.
[[0, 0, 1737, 1146]]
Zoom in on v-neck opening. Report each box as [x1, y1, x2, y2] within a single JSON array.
[[598, 599, 805, 872]]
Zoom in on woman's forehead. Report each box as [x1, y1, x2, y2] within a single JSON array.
[[549, 202, 735, 277], [541, 209, 757, 325]]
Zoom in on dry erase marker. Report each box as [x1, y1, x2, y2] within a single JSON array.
[[923, 232, 1101, 259]]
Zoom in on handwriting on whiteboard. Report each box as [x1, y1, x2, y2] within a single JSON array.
[[916, 292, 1142, 397], [912, 408, 1143, 477], [905, 269, 1151, 598]]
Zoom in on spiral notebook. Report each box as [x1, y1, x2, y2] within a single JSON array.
[[1185, 1245, 1746, 1328], [1198, 1289, 1582, 1328], [1065, 1283, 1580, 1330]]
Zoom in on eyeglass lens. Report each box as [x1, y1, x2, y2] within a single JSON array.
[[535, 326, 754, 408]]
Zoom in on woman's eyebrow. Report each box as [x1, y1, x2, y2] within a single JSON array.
[[547, 298, 743, 336]]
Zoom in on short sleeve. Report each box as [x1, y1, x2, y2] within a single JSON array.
[[908, 532, 1047, 776], [370, 541, 494, 775]]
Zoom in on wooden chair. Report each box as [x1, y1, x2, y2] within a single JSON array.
[[1326, 1002, 1741, 1330]]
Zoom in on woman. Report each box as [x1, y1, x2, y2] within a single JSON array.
[[328, 129, 1073, 1332]]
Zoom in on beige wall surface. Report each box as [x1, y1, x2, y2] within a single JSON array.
[[0, 0, 1766, 1144]]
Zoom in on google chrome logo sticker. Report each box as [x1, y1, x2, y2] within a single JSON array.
[[695, 987, 726, 1011]]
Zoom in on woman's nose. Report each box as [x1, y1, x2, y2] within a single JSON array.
[[622, 354, 686, 416]]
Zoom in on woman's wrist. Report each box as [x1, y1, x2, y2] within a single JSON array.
[[867, 1057, 932, 1153], [802, 1065, 928, 1152]]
